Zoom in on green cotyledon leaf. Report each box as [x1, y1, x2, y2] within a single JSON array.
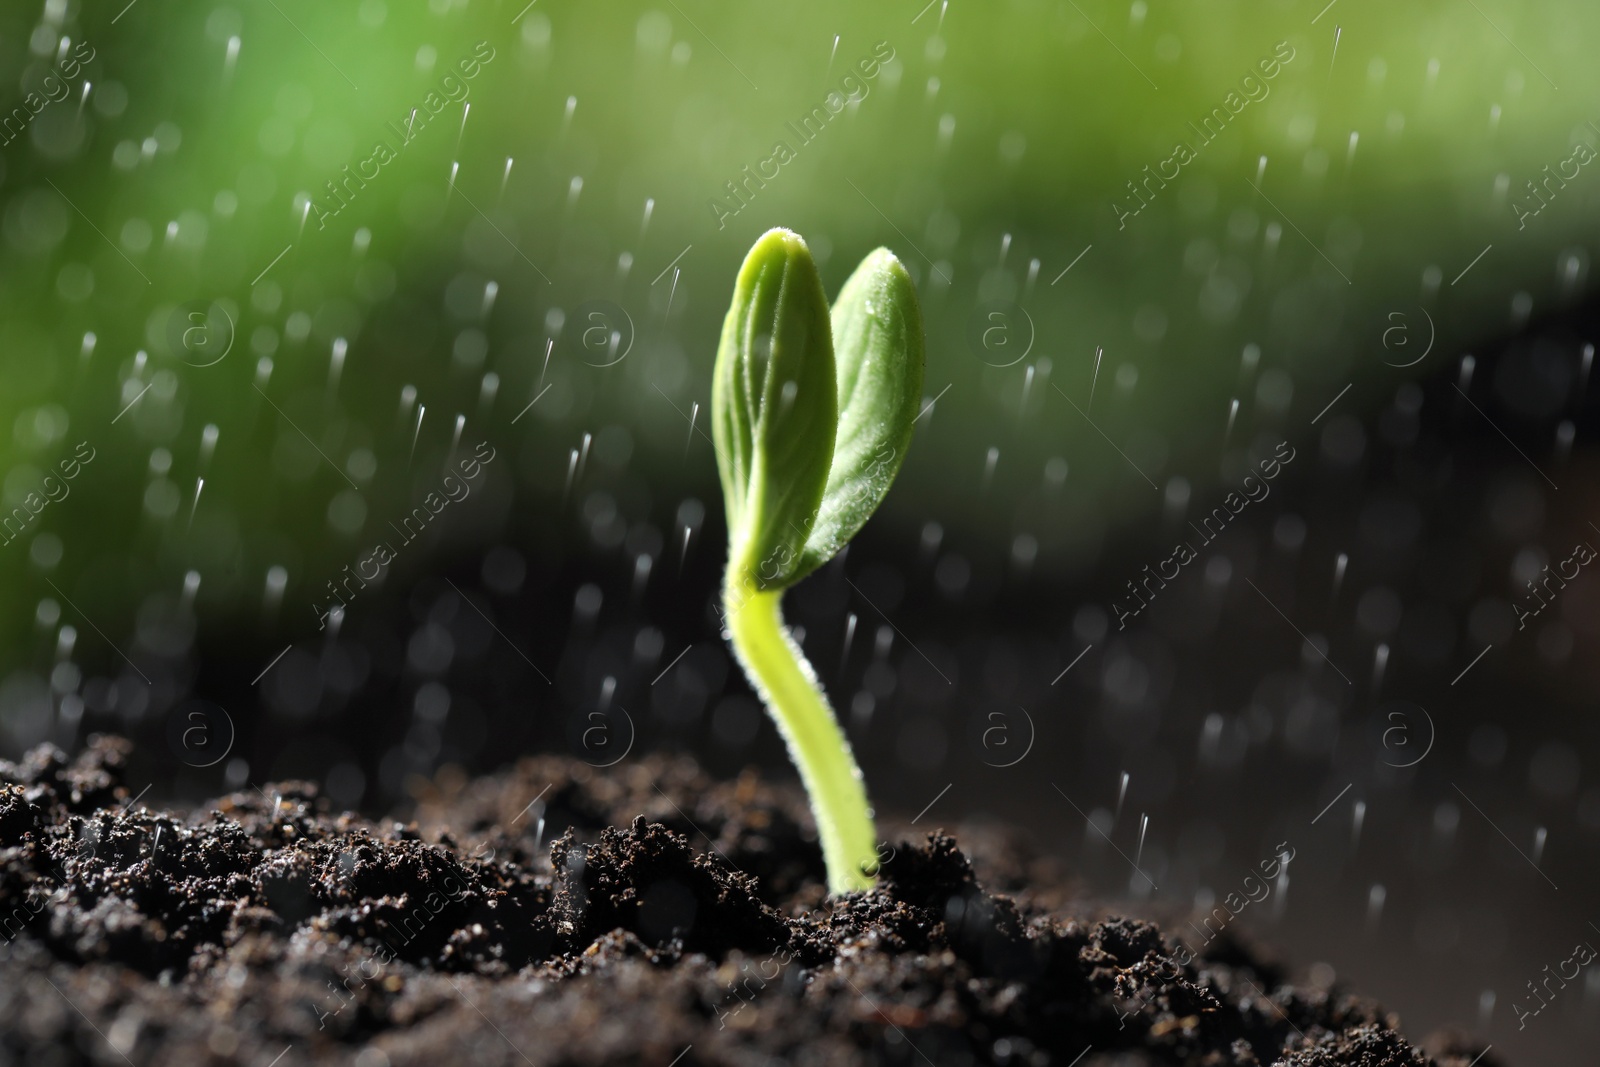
[[712, 228, 838, 590], [788, 247, 925, 584]]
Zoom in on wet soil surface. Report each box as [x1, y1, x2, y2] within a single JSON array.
[[1, 736, 1498, 1066]]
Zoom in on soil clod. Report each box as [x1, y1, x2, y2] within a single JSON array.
[[0, 737, 1493, 1066]]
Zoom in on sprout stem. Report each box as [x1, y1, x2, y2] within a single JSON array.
[[723, 573, 876, 893]]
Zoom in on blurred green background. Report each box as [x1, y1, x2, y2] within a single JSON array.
[[0, 0, 1593, 662], [3, 3, 1600, 1063]]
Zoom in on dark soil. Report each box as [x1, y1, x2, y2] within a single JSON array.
[[1, 736, 1498, 1066]]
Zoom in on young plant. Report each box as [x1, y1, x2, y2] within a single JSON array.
[[713, 228, 925, 893]]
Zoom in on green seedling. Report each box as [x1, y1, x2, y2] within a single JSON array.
[[713, 228, 925, 893]]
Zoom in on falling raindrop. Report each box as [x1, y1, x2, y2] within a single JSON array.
[[200, 424, 219, 471], [1478, 990, 1495, 1030], [1555, 420, 1575, 462], [500, 157, 514, 202], [181, 571, 201, 610], [329, 338, 347, 394], [1510, 291, 1532, 328], [1421, 265, 1442, 302], [1433, 802, 1458, 848], [1011, 534, 1037, 574], [1239, 343, 1260, 384], [1252, 227, 1281, 275], [479, 372, 499, 413], [851, 690, 874, 731], [1371, 643, 1388, 691], [1164, 476, 1190, 522], [224, 35, 240, 76], [568, 175, 583, 208], [840, 612, 857, 670], [1198, 714, 1223, 765], [538, 337, 554, 390], [573, 584, 603, 628], [632, 553, 652, 599], [1458, 354, 1475, 391], [1531, 826, 1547, 865], [981, 446, 999, 493], [676, 498, 704, 573], [1131, 814, 1150, 897], [263, 565, 287, 621], [665, 267, 681, 320], [1351, 799, 1365, 848]]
